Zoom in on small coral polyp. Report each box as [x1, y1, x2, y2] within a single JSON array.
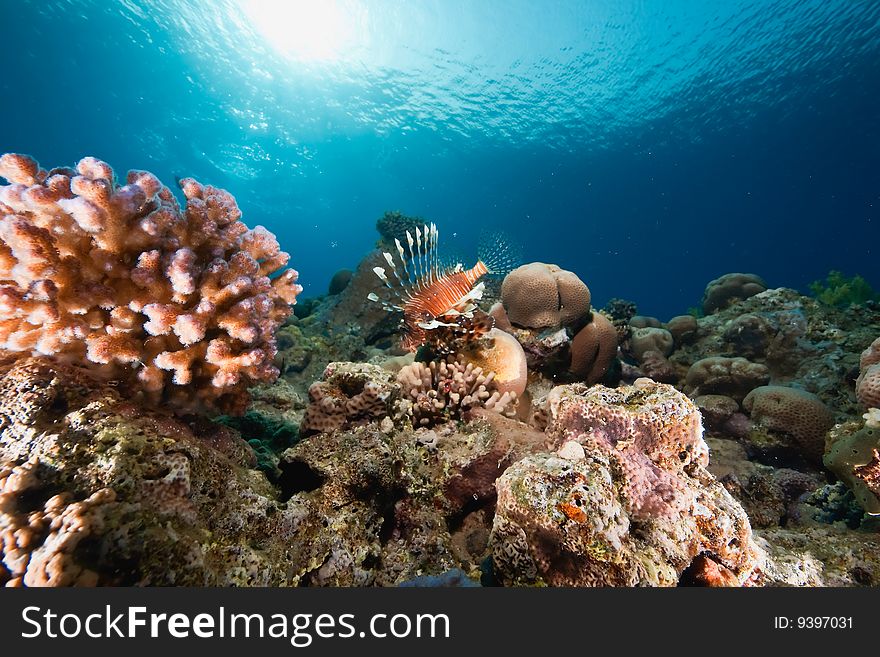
[[0, 153, 302, 414]]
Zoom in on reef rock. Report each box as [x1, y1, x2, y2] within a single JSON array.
[[0, 357, 305, 586], [489, 379, 760, 586]]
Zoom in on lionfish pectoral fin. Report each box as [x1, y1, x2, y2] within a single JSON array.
[[417, 319, 460, 330]]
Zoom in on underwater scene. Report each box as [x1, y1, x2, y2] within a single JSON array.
[[0, 0, 879, 587]]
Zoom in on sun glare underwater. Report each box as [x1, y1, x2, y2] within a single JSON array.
[[1, 0, 880, 589]]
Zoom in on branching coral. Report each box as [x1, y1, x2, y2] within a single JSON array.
[[1, 458, 115, 586], [397, 357, 517, 426], [0, 153, 301, 414]]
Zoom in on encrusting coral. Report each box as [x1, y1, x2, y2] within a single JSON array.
[[490, 378, 759, 586], [824, 417, 880, 515], [0, 153, 301, 414]]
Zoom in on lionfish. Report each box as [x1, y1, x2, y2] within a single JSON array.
[[368, 223, 513, 352]]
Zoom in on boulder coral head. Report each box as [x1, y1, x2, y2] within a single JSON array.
[[0, 154, 302, 415], [702, 273, 767, 315], [501, 262, 591, 330], [742, 385, 834, 463]]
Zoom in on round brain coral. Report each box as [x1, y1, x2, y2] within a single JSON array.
[[742, 385, 834, 462], [857, 337, 880, 409], [501, 262, 591, 330], [0, 153, 302, 415]]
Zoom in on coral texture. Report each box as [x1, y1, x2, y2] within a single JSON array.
[[742, 385, 834, 462], [490, 379, 758, 586], [857, 337, 880, 408], [544, 379, 708, 518], [500, 262, 591, 329], [824, 419, 880, 514], [0, 357, 308, 586], [569, 311, 618, 383], [685, 356, 770, 401], [300, 362, 396, 435], [665, 314, 698, 345], [629, 326, 674, 361], [397, 357, 517, 426], [702, 273, 767, 314], [0, 153, 301, 414], [455, 328, 528, 395]]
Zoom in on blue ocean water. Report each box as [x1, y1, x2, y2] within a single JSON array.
[[1, 0, 877, 318]]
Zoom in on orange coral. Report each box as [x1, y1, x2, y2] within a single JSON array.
[[0, 153, 301, 414]]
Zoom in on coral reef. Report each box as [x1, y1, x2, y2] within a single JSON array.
[[490, 379, 758, 586], [301, 363, 396, 435], [493, 263, 616, 384], [702, 273, 767, 314], [742, 385, 833, 462], [375, 210, 425, 248], [629, 326, 674, 361], [665, 314, 698, 345], [454, 328, 528, 395], [568, 311, 618, 383], [0, 153, 301, 414], [397, 357, 517, 426], [500, 262, 591, 330], [685, 356, 770, 401], [0, 358, 307, 586], [824, 418, 880, 514], [328, 268, 353, 295], [857, 337, 880, 408]]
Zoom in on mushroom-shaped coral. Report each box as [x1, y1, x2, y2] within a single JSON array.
[[702, 273, 767, 314], [857, 337, 880, 409], [742, 386, 834, 462], [500, 262, 591, 330], [489, 379, 758, 587], [0, 153, 301, 414], [685, 356, 770, 401]]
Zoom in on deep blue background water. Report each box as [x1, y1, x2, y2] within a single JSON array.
[[1, 0, 878, 318]]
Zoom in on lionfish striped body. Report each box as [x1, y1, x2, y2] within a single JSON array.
[[368, 223, 492, 351]]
